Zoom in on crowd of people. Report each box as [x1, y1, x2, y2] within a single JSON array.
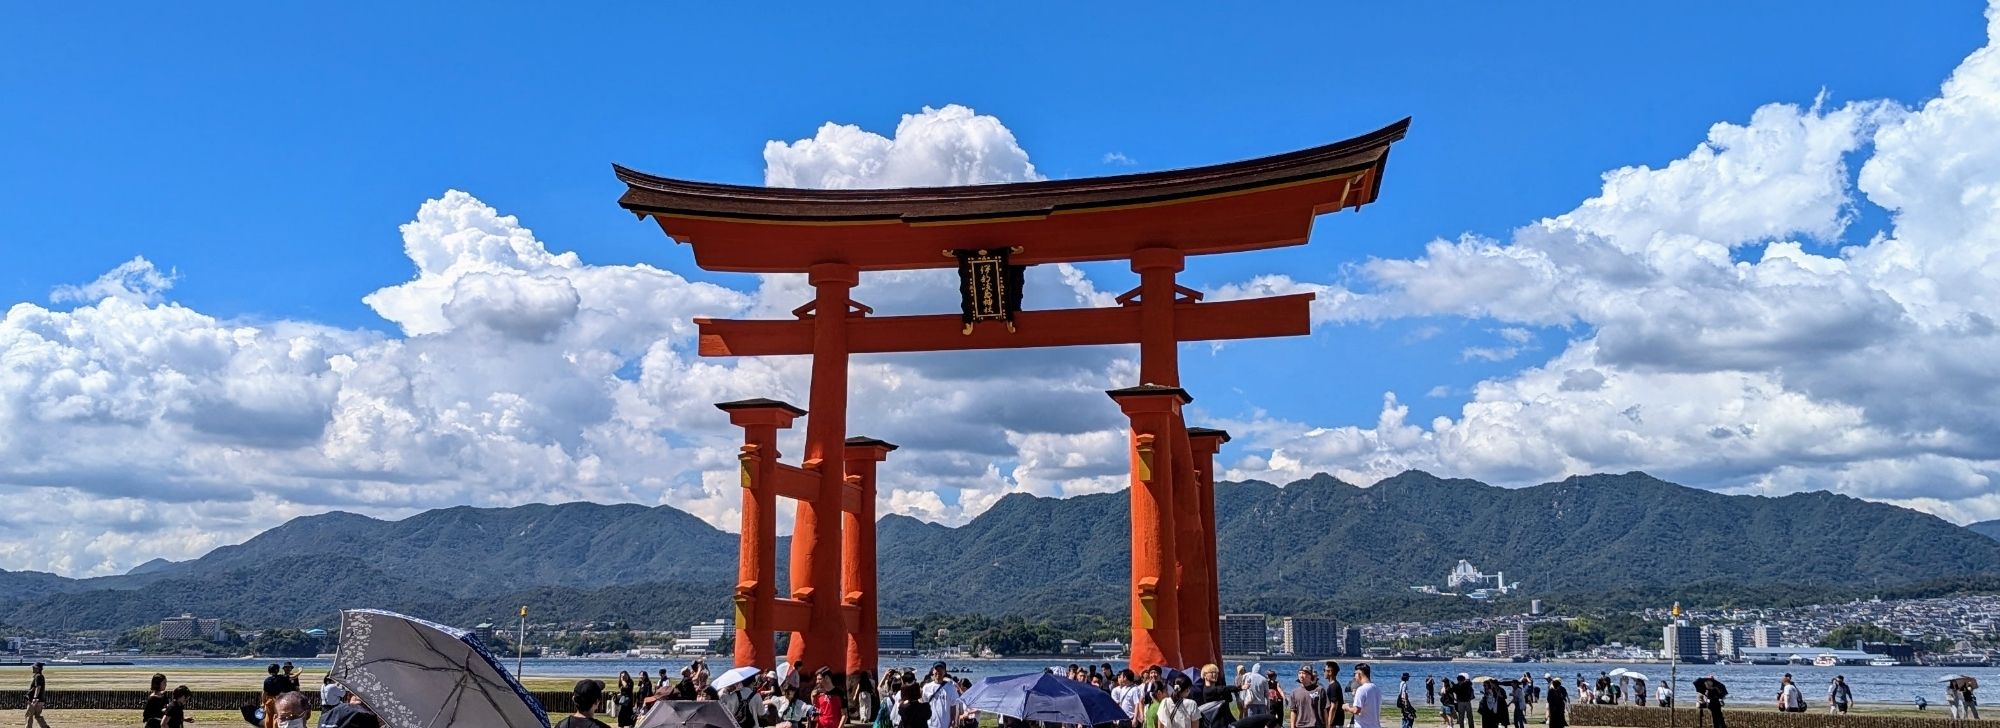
[[1407, 671, 1736, 728], [561, 658, 971, 728], [9, 657, 1986, 728]]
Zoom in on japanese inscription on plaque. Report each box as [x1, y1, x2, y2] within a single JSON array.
[[950, 247, 1027, 333]]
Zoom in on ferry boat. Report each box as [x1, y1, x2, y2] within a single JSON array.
[[1812, 654, 1839, 667], [1867, 658, 1900, 667]]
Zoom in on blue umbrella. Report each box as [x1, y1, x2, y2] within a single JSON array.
[[960, 673, 1129, 725]]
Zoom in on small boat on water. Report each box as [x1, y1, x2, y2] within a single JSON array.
[[1813, 654, 1839, 667], [1868, 658, 1900, 667]]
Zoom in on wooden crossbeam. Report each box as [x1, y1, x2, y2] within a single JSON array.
[[771, 463, 818, 502], [696, 293, 1316, 357]]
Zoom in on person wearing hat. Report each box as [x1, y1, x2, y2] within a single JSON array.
[[1288, 667, 1323, 728], [24, 662, 49, 728], [559, 679, 613, 728]]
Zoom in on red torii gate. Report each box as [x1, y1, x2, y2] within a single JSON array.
[[614, 117, 1407, 675]]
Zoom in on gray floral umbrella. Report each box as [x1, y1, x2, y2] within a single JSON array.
[[330, 608, 550, 728]]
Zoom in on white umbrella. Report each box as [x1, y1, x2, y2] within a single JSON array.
[[1624, 673, 1650, 683], [638, 701, 736, 728], [713, 666, 761, 691], [330, 608, 549, 728], [1939, 675, 1973, 682], [1606, 668, 1629, 678]]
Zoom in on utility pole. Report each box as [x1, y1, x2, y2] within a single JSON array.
[[1669, 602, 1681, 728], [517, 606, 528, 678]]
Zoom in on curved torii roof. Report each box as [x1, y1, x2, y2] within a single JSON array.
[[615, 117, 1409, 273]]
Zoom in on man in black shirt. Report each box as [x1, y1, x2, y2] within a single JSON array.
[[25, 662, 49, 728], [1321, 662, 1345, 728], [263, 663, 290, 728], [557, 679, 613, 728]]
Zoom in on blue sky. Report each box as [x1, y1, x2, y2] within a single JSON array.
[[4, 2, 1999, 574], [2, 2, 1979, 427]]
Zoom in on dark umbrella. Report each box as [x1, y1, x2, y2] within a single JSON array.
[[960, 672, 1129, 726], [240, 705, 264, 727], [329, 608, 550, 728]]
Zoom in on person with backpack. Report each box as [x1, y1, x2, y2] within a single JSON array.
[[1777, 674, 1805, 713], [1396, 674, 1416, 728], [920, 663, 959, 728], [721, 671, 761, 728]]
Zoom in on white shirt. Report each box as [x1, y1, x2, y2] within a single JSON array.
[[1352, 682, 1382, 728], [320, 682, 346, 707], [1112, 684, 1144, 719], [922, 680, 960, 728], [1781, 684, 1804, 710], [1159, 697, 1202, 728]]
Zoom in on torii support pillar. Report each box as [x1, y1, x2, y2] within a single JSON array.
[[1110, 384, 1189, 670], [718, 398, 806, 672], [1188, 427, 1231, 664], [842, 436, 897, 675], [1171, 417, 1215, 668], [789, 262, 860, 675]]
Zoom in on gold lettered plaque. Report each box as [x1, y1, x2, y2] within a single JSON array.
[[949, 247, 1027, 333]]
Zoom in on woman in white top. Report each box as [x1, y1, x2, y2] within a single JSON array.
[[1160, 680, 1203, 728], [771, 684, 813, 728]]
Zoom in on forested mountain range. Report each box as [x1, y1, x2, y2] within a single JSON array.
[[5, 471, 1998, 633]]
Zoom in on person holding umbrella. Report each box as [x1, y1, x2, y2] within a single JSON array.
[[1692, 675, 1726, 728], [716, 666, 763, 728]]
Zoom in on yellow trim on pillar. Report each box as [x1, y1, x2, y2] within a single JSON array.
[[738, 444, 759, 489], [1136, 434, 1157, 482], [1137, 577, 1160, 629]]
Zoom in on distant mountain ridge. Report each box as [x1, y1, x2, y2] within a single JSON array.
[[5, 471, 1999, 632], [1970, 519, 2000, 542]]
